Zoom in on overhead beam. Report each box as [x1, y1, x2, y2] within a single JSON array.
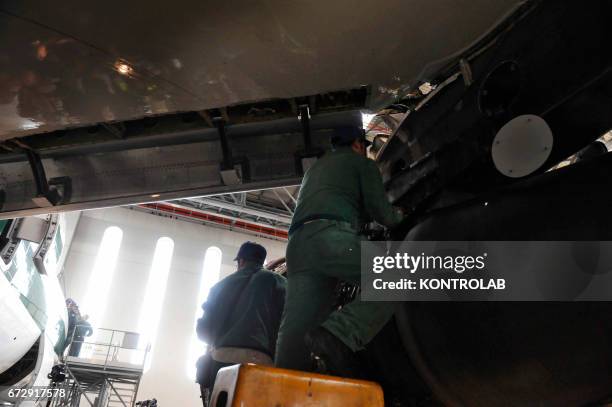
[[0, 110, 361, 164], [0, 178, 301, 220], [0, 110, 360, 218], [190, 196, 292, 224]]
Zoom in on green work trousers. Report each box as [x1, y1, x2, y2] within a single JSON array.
[[275, 220, 394, 371]]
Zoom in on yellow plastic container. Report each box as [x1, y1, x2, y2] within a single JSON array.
[[210, 363, 385, 406]]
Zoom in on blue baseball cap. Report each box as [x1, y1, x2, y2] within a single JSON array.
[[234, 241, 267, 264]]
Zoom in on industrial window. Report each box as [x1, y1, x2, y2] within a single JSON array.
[[135, 237, 174, 370], [187, 246, 222, 378], [81, 226, 123, 357]]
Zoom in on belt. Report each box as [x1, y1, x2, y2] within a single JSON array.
[[288, 214, 356, 236], [211, 347, 273, 365]]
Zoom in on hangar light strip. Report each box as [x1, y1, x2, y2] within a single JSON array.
[[80, 226, 123, 358], [187, 246, 222, 378], [133, 237, 175, 370]]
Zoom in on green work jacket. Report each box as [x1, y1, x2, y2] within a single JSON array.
[[202, 265, 286, 357], [291, 147, 402, 231]]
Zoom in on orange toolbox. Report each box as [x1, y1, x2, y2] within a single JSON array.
[[211, 363, 384, 406]]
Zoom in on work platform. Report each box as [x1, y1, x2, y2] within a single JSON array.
[[48, 328, 149, 407]]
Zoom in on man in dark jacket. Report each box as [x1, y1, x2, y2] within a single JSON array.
[[195, 242, 286, 401], [69, 314, 93, 357], [275, 126, 404, 377]]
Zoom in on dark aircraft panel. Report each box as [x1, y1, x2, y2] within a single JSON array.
[[0, 0, 521, 139]]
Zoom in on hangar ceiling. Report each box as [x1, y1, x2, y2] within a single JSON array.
[[134, 186, 298, 241]]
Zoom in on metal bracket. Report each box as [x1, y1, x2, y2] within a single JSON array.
[[49, 176, 73, 203], [215, 117, 240, 185], [26, 150, 62, 207], [299, 104, 312, 151], [220, 166, 242, 186], [25, 151, 72, 208], [214, 117, 233, 171], [214, 117, 251, 185], [294, 104, 323, 175]]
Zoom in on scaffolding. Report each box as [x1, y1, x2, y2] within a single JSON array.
[[47, 327, 149, 407]]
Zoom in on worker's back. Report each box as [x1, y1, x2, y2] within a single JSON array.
[[196, 241, 286, 405], [292, 147, 365, 227], [208, 266, 286, 355], [276, 143, 401, 371], [292, 146, 401, 229], [196, 263, 286, 397]]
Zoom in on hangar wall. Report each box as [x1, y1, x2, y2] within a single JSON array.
[[60, 206, 287, 406]]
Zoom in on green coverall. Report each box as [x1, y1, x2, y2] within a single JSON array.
[[275, 146, 403, 371]]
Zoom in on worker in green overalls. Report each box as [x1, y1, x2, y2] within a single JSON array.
[[275, 126, 404, 377]]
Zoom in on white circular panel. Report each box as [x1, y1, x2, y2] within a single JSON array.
[[492, 114, 553, 178]]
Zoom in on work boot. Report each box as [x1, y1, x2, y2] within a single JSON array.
[[304, 327, 363, 378]]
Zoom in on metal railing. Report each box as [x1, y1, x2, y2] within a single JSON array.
[[65, 326, 150, 371], [46, 327, 151, 406]]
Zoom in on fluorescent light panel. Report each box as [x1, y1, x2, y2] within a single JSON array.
[[135, 237, 174, 370], [81, 226, 123, 358], [187, 246, 222, 378]]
